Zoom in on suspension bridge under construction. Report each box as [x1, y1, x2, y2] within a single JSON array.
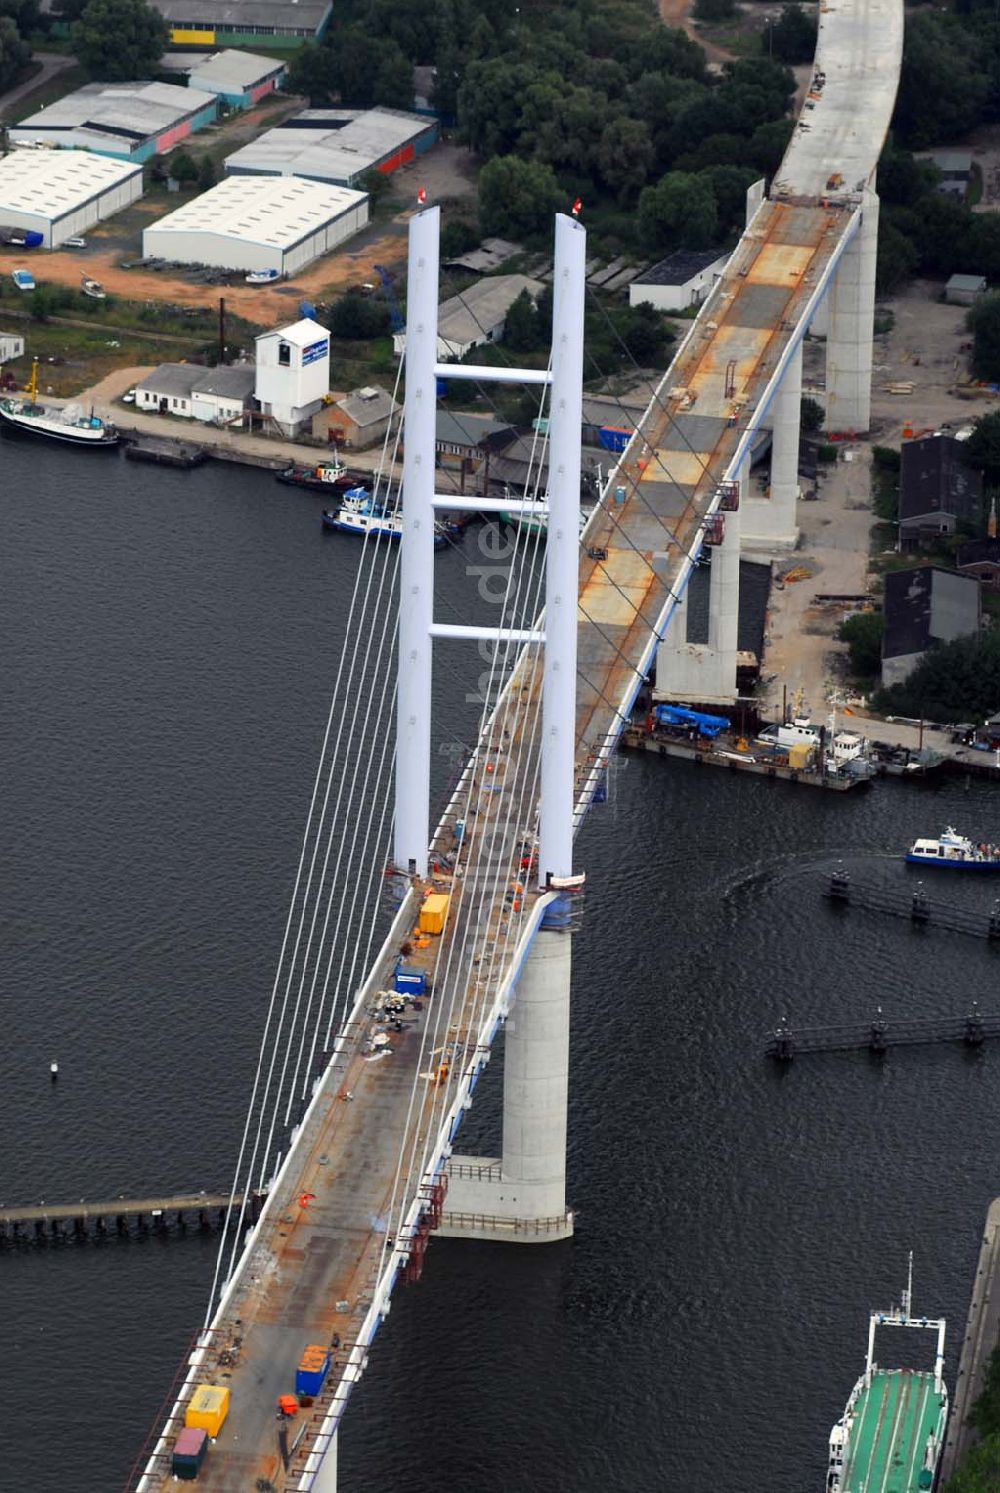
[[131, 2, 904, 1487]]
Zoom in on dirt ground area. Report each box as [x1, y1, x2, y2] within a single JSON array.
[[759, 276, 989, 725], [757, 446, 874, 719]]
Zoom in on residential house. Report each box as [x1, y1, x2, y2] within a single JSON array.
[[881, 565, 981, 687], [628, 249, 729, 313], [898, 433, 983, 547]]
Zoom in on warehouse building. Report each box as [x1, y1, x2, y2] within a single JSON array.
[[882, 566, 981, 687], [135, 362, 255, 423], [142, 175, 368, 275], [0, 150, 143, 248], [225, 106, 437, 187], [393, 275, 544, 361], [10, 81, 218, 162], [186, 50, 286, 109], [151, 0, 331, 46]]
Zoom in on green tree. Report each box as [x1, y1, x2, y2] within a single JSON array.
[[944, 1432, 1000, 1493], [328, 290, 391, 340], [440, 217, 479, 259], [693, 0, 735, 19], [197, 154, 216, 190], [335, 29, 381, 109], [638, 171, 718, 251], [478, 155, 562, 239], [72, 0, 167, 81], [894, 12, 990, 149], [964, 411, 1000, 486], [875, 631, 999, 723], [457, 58, 543, 156], [596, 116, 654, 204], [285, 41, 336, 104], [967, 296, 1000, 384], [837, 612, 884, 680], [374, 41, 414, 109], [0, 0, 42, 36], [971, 1347, 1000, 1439], [747, 118, 795, 175], [503, 289, 542, 352], [700, 163, 759, 236], [623, 303, 671, 364], [766, 4, 817, 64], [801, 395, 824, 434], [0, 12, 28, 90], [876, 218, 918, 295], [168, 149, 198, 184]]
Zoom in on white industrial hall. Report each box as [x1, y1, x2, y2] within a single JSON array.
[[0, 150, 143, 248], [141, 175, 369, 276]]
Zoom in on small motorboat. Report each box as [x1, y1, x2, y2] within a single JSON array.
[[81, 275, 106, 300], [905, 827, 1000, 869], [11, 268, 34, 292], [246, 268, 281, 285]]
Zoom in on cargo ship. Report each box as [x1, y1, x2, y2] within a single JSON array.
[[906, 828, 1000, 869], [826, 1257, 948, 1493], [0, 359, 119, 447]]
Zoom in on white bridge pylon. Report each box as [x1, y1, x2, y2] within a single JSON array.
[[394, 205, 584, 892]]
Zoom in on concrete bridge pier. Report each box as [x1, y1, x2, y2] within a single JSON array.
[[438, 903, 574, 1243], [311, 1430, 338, 1492], [742, 341, 802, 552], [653, 460, 745, 705], [824, 188, 879, 435]]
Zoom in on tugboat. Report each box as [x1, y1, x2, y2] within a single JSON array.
[[0, 359, 119, 447], [322, 487, 404, 540], [826, 1256, 947, 1493], [905, 827, 1000, 869], [276, 457, 356, 493], [321, 488, 448, 547]]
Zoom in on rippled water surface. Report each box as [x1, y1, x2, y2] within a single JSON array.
[[2, 442, 998, 1492]]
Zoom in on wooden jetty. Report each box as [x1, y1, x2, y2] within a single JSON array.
[[0, 1189, 263, 1244], [124, 437, 206, 469], [826, 868, 1000, 941], [765, 1004, 997, 1060]]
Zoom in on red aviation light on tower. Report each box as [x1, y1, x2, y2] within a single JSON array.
[[417, 187, 427, 207], [571, 197, 582, 217]]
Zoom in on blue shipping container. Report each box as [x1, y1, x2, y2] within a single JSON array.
[[394, 964, 426, 996], [296, 1361, 330, 1397]]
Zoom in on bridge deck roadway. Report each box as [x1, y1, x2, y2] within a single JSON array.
[[140, 199, 855, 1493]]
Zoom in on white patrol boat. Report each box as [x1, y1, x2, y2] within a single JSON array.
[[906, 827, 1000, 869]]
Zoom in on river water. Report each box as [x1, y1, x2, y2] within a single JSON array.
[[2, 442, 999, 1492]]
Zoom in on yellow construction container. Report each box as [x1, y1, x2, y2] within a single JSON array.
[[788, 743, 812, 771], [185, 1385, 230, 1439], [419, 893, 450, 935]]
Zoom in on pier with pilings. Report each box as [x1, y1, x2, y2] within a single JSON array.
[[826, 867, 1000, 940], [765, 1003, 1000, 1060], [0, 1190, 263, 1246]]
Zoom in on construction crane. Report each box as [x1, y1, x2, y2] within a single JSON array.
[[373, 263, 404, 334]]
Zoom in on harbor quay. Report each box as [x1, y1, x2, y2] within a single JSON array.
[[940, 1198, 1000, 1484]]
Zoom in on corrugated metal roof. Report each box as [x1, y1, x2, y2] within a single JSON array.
[[0, 148, 142, 218], [189, 49, 284, 91], [147, 175, 365, 250], [438, 275, 544, 350], [150, 0, 331, 27], [13, 80, 215, 144], [336, 385, 398, 426], [225, 106, 433, 184]]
